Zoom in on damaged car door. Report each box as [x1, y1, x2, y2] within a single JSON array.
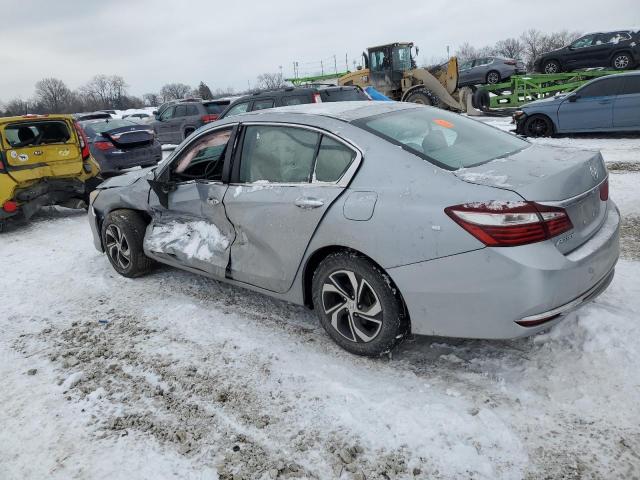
[[224, 123, 360, 293], [146, 126, 236, 278]]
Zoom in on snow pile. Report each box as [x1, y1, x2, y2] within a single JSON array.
[[144, 220, 229, 261], [456, 169, 511, 187]]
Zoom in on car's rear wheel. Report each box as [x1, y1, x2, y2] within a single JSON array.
[[101, 210, 154, 278], [312, 252, 407, 356], [523, 114, 553, 137], [612, 52, 632, 70], [542, 60, 561, 74], [486, 70, 501, 84]]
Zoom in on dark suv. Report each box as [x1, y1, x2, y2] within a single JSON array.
[[151, 99, 231, 144], [219, 85, 369, 119], [535, 30, 640, 74]]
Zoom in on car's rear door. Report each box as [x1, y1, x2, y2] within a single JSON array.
[[613, 75, 640, 129], [557, 77, 620, 132], [223, 122, 361, 293], [146, 125, 238, 278], [155, 106, 176, 143]]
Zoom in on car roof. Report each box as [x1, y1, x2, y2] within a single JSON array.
[[0, 114, 74, 125], [230, 100, 418, 123]]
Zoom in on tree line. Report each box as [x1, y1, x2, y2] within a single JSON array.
[[454, 29, 583, 70], [0, 70, 290, 117]]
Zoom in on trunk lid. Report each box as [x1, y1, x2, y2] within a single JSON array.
[[454, 144, 609, 253], [2, 118, 83, 182], [101, 125, 155, 150]]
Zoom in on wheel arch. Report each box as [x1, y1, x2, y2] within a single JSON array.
[[301, 245, 411, 332], [610, 49, 635, 64], [525, 112, 557, 136], [97, 206, 152, 250]]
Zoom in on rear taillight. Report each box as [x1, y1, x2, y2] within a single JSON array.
[[2, 200, 18, 213], [599, 177, 609, 201], [504, 60, 517, 65], [312, 93, 322, 103], [94, 140, 115, 151], [445, 201, 573, 247], [201, 114, 218, 123], [74, 122, 91, 160]]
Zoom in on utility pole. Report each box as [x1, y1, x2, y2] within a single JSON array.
[[320, 60, 324, 76], [333, 55, 337, 75], [345, 53, 349, 72], [446, 45, 450, 58]]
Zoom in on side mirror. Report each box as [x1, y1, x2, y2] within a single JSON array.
[[145, 168, 156, 181], [569, 94, 579, 103]]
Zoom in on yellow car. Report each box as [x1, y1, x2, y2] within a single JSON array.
[[0, 114, 100, 231]]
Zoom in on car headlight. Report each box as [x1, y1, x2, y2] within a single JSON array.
[[89, 189, 100, 205], [513, 110, 525, 120]]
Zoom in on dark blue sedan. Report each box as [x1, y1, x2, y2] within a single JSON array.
[[515, 71, 640, 137]]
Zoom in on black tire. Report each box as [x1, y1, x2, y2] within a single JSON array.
[[612, 52, 633, 70], [523, 114, 554, 137], [101, 210, 154, 278], [312, 252, 408, 357], [472, 89, 491, 110], [404, 88, 441, 108], [486, 70, 501, 84], [542, 60, 561, 74]]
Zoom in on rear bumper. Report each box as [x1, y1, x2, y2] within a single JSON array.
[[387, 202, 620, 339], [1, 178, 85, 222]]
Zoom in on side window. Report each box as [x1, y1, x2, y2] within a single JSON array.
[[460, 60, 473, 70], [619, 76, 640, 95], [174, 105, 188, 117], [252, 99, 275, 111], [571, 35, 595, 49], [370, 50, 389, 71], [171, 128, 232, 182], [225, 102, 250, 117], [578, 78, 621, 98], [314, 136, 356, 182], [281, 95, 310, 106], [601, 32, 631, 44], [159, 106, 175, 121], [186, 105, 199, 116], [239, 126, 319, 183]]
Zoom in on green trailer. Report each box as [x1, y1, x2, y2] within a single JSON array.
[[478, 70, 621, 109], [285, 72, 350, 86]]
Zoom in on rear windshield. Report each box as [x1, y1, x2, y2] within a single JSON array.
[[204, 102, 227, 114], [320, 88, 369, 102], [355, 107, 529, 170], [4, 120, 72, 148], [81, 119, 137, 136]]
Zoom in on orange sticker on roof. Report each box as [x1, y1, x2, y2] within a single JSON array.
[[434, 119, 454, 128]]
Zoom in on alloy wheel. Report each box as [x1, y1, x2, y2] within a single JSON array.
[[321, 269, 383, 343], [544, 62, 558, 74], [527, 117, 550, 137], [487, 72, 500, 84], [614, 55, 630, 69], [105, 224, 131, 270]]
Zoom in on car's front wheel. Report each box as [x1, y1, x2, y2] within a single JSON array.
[[101, 210, 154, 278], [612, 52, 633, 70], [523, 114, 554, 137], [312, 252, 407, 356]]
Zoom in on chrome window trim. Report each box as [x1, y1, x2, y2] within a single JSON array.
[[234, 121, 362, 188]]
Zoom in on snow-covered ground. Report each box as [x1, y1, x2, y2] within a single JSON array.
[[1, 120, 639, 479]]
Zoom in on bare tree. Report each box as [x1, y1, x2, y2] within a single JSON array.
[[493, 38, 525, 60], [160, 83, 192, 101], [143, 92, 160, 106], [80, 74, 129, 109], [3, 98, 30, 116], [256, 72, 286, 90], [34, 78, 71, 113]]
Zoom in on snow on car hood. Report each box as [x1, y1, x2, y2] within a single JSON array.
[[97, 167, 154, 189]]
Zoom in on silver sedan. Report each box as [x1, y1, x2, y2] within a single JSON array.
[[88, 102, 619, 356]]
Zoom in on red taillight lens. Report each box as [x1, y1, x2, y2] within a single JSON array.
[[74, 122, 91, 160], [94, 140, 115, 151], [312, 93, 322, 103], [504, 60, 517, 65], [2, 201, 18, 213], [445, 201, 573, 247], [201, 114, 218, 123], [599, 178, 609, 201]]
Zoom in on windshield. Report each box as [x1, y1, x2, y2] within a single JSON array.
[[356, 107, 529, 170], [4, 120, 71, 147], [81, 119, 137, 136], [392, 46, 412, 71], [204, 102, 227, 114]]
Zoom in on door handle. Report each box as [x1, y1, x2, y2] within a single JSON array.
[[294, 197, 324, 209], [207, 197, 220, 206]]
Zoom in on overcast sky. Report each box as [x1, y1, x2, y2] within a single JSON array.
[[3, 0, 639, 101]]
